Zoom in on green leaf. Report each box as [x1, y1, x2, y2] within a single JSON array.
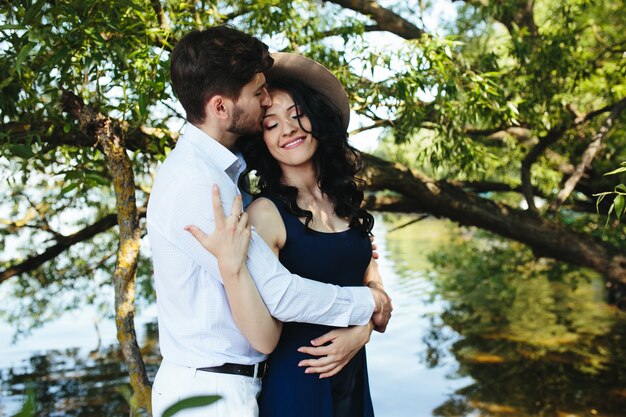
[[162, 395, 221, 417], [16, 42, 36, 76], [12, 387, 36, 417], [595, 193, 607, 214], [60, 183, 78, 195], [85, 173, 110, 186], [507, 102, 519, 115], [9, 145, 34, 159], [605, 202, 615, 227], [614, 194, 624, 221], [615, 184, 626, 194], [604, 165, 626, 176], [0, 75, 14, 89], [23, 0, 47, 24], [0, 25, 27, 30], [61, 170, 83, 180]]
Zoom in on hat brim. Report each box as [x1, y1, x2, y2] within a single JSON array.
[[265, 52, 350, 130]]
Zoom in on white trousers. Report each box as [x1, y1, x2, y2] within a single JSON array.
[[152, 360, 262, 417]]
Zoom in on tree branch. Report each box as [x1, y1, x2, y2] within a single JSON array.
[[576, 97, 626, 125], [445, 180, 529, 194], [150, 0, 171, 33], [311, 24, 383, 41], [465, 126, 533, 144], [361, 152, 626, 284], [387, 214, 430, 233], [452, 0, 538, 37], [520, 125, 568, 212], [349, 118, 393, 135], [4, 121, 178, 153], [551, 97, 626, 210], [0, 209, 146, 284], [327, 0, 427, 40]]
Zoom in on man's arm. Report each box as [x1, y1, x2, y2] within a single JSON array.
[[297, 256, 392, 376], [185, 186, 282, 354], [170, 180, 388, 327]]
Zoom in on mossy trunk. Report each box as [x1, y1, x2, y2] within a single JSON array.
[[61, 91, 152, 415]]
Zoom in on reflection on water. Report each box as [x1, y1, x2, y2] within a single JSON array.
[[0, 323, 160, 416], [1, 215, 626, 416], [419, 225, 626, 417]]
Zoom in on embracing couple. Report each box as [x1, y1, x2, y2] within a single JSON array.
[[147, 25, 393, 417]]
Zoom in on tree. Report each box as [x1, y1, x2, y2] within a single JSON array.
[[1, 0, 624, 413]]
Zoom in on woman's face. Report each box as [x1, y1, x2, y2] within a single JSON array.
[[261, 90, 318, 168]]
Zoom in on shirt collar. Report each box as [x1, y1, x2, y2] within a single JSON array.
[[180, 123, 240, 173]]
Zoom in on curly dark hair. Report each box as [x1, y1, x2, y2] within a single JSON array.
[[238, 78, 374, 235], [170, 25, 273, 124]]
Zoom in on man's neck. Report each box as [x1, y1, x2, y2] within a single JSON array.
[[193, 121, 239, 151]]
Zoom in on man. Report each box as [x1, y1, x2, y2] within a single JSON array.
[[147, 25, 392, 417]]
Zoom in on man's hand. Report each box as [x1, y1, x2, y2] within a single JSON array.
[[297, 323, 374, 378], [362, 257, 392, 332], [370, 235, 379, 260], [370, 284, 392, 333], [185, 184, 251, 276]]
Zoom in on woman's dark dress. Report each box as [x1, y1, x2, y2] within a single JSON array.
[[258, 194, 375, 417]]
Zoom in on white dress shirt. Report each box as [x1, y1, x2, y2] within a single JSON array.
[[147, 124, 375, 368]]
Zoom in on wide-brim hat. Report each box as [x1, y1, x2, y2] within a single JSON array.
[[265, 52, 351, 130]]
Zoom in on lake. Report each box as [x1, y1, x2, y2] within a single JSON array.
[[1, 214, 625, 416]]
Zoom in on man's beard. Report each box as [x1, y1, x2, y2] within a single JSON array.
[[227, 104, 262, 136]]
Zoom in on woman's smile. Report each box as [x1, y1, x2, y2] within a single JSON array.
[[281, 135, 307, 149]]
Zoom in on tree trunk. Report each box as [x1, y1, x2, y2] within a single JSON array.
[[61, 91, 152, 415]]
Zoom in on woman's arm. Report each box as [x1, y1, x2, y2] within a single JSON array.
[[185, 186, 282, 354], [363, 256, 385, 293]]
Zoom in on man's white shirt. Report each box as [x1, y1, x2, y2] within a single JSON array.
[[147, 123, 375, 368]]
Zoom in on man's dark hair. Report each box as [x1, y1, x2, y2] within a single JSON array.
[[170, 25, 273, 124]]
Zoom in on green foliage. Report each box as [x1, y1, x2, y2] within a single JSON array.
[[594, 161, 626, 224], [0, 0, 625, 332]]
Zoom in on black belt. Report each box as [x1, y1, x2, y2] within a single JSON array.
[[197, 361, 269, 378]]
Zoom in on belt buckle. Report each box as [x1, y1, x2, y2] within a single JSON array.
[[254, 361, 268, 378]]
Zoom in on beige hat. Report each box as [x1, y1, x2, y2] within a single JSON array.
[[265, 52, 351, 129]]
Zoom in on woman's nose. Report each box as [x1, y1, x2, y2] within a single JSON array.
[[282, 119, 297, 135]]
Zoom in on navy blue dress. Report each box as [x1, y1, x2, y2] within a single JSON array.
[[258, 194, 375, 417]]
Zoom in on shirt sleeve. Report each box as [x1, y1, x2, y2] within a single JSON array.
[[167, 175, 375, 327]]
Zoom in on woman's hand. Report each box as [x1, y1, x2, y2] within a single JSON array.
[[185, 184, 251, 277], [296, 322, 374, 378]]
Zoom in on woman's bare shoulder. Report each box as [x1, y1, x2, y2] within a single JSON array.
[[247, 197, 280, 219], [247, 197, 286, 251]]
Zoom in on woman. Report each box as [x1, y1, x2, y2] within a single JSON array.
[[189, 53, 383, 416]]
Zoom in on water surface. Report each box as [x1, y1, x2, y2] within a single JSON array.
[[1, 215, 625, 416]]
